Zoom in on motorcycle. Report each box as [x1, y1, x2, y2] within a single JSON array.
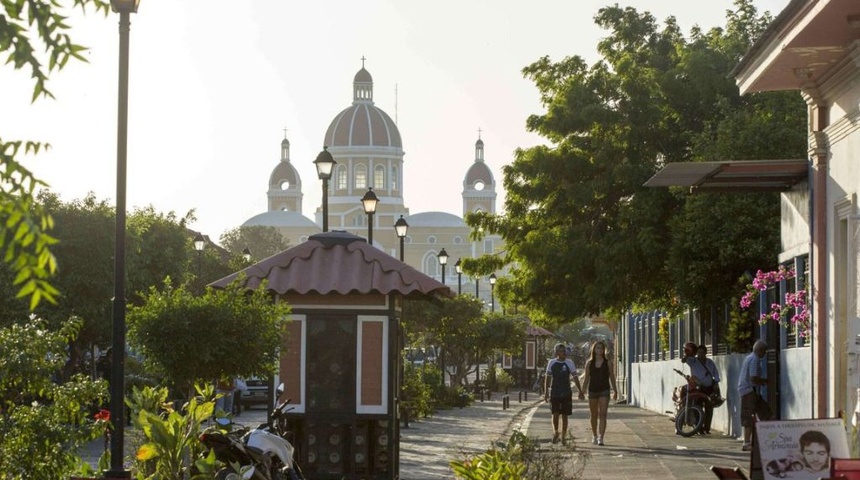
[[669, 368, 714, 437], [200, 384, 303, 480]]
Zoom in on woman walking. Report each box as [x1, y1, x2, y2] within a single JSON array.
[[581, 341, 617, 445]]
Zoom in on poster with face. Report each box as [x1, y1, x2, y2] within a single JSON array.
[[756, 418, 850, 479]]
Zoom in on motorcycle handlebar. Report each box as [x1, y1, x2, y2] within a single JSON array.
[[271, 398, 294, 419]]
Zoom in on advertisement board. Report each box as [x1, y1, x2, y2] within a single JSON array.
[[755, 418, 849, 479]]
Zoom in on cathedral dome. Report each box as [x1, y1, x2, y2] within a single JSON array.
[[243, 211, 318, 228], [324, 104, 402, 148], [323, 63, 403, 149]]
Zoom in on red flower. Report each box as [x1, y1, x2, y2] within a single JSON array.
[[94, 409, 111, 422]]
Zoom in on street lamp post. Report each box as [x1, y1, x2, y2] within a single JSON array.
[[242, 247, 252, 262], [489, 273, 497, 312], [314, 146, 336, 232], [454, 259, 462, 295], [193, 233, 206, 278], [475, 276, 479, 297], [361, 187, 379, 246], [394, 215, 408, 261], [108, 0, 139, 476], [437, 248, 448, 285]]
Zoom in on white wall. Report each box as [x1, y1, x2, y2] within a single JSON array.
[[780, 347, 813, 419], [630, 349, 813, 438]]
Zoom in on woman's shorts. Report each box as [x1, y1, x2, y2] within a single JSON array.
[[588, 390, 610, 400]]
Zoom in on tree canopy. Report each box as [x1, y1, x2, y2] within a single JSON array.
[[127, 280, 290, 396], [219, 225, 290, 262], [468, 0, 806, 322], [402, 296, 526, 386]]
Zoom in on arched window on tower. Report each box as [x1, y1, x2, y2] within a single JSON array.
[[336, 165, 347, 190], [374, 165, 385, 189], [355, 165, 367, 189], [390, 166, 398, 191]]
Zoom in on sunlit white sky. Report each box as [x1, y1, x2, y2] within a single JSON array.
[[1, 0, 790, 243]]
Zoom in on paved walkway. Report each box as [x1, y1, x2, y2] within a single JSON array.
[[80, 393, 752, 479], [526, 399, 749, 480]]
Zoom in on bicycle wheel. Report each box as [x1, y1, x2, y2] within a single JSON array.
[[675, 405, 704, 437]]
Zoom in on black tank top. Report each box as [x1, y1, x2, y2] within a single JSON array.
[[588, 360, 610, 393]]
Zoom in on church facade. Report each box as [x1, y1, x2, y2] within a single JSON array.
[[242, 63, 503, 309]]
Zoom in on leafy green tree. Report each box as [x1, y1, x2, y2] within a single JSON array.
[[32, 192, 115, 345], [1, 0, 109, 309], [127, 206, 198, 301], [403, 296, 525, 387], [8, 193, 218, 382], [127, 280, 290, 397], [0, 316, 108, 479], [219, 225, 290, 261], [468, 0, 804, 320]]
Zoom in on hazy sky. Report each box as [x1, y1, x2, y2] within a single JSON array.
[[1, 0, 790, 242]]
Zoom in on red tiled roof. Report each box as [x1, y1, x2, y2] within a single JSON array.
[[209, 231, 453, 298]]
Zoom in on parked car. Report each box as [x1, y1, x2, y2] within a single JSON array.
[[239, 377, 270, 409]]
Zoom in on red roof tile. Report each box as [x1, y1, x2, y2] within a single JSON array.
[[209, 231, 453, 298]]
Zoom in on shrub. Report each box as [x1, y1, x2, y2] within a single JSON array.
[[402, 362, 435, 420], [0, 316, 107, 479], [483, 366, 514, 392]]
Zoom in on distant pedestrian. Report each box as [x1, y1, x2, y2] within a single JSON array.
[[682, 344, 720, 435], [581, 340, 617, 446], [738, 340, 769, 451], [233, 377, 247, 416], [544, 342, 585, 445]]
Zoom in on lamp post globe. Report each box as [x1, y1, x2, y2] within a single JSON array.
[[394, 215, 409, 261], [313, 146, 336, 232], [242, 247, 252, 262], [361, 187, 379, 246], [437, 248, 449, 284], [193, 233, 206, 252], [454, 259, 462, 295]]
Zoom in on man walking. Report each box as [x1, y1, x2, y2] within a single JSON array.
[[683, 344, 720, 434], [738, 340, 769, 451], [545, 343, 585, 445]]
